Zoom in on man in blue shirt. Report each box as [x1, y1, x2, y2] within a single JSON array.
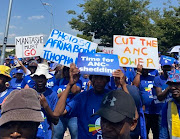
[[31, 63, 58, 139], [9, 69, 24, 89], [0, 65, 13, 117], [159, 69, 180, 139], [133, 64, 158, 139], [151, 60, 173, 132], [53, 66, 82, 139], [93, 89, 137, 139], [40, 64, 111, 139]]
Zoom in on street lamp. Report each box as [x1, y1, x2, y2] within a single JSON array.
[[42, 2, 55, 31], [0, 0, 13, 64]]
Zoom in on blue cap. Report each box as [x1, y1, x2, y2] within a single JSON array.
[[160, 55, 175, 67], [16, 69, 24, 74]]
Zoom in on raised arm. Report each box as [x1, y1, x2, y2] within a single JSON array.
[[113, 69, 129, 94], [14, 56, 28, 74], [132, 64, 143, 87], [39, 63, 80, 125]]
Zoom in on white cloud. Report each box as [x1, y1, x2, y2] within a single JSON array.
[[28, 15, 44, 20], [13, 16, 21, 19], [9, 25, 17, 29], [0, 32, 3, 36], [8, 33, 16, 38]]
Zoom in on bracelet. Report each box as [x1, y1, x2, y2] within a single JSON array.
[[136, 71, 142, 75]]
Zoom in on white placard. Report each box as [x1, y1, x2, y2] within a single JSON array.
[[113, 35, 159, 69], [15, 35, 43, 58], [42, 29, 98, 67]]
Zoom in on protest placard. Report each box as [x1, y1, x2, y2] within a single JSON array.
[[102, 47, 113, 54], [15, 35, 43, 58], [77, 53, 119, 76], [113, 35, 159, 69], [42, 29, 98, 67]]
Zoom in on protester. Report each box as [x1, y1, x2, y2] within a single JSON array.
[[113, 69, 146, 139], [30, 63, 58, 139], [40, 63, 112, 138], [154, 60, 173, 101], [53, 66, 82, 139], [133, 64, 159, 139], [4, 57, 12, 68], [10, 62, 22, 78], [159, 69, 180, 139], [0, 88, 44, 139], [93, 89, 137, 139], [21, 60, 38, 88], [9, 69, 24, 89], [151, 59, 173, 131], [0, 65, 13, 116]]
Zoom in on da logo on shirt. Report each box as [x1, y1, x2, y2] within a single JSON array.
[[144, 84, 153, 92], [88, 117, 101, 136]]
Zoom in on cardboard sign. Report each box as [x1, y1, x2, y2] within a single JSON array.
[[102, 47, 113, 54], [42, 29, 98, 67], [113, 35, 159, 69], [77, 53, 119, 76], [15, 35, 43, 58]]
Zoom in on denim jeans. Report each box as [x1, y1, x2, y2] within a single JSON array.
[[52, 117, 78, 139]]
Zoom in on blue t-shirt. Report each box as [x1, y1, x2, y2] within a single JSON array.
[[10, 68, 18, 77], [151, 75, 172, 114], [80, 76, 89, 91], [36, 88, 58, 139], [9, 78, 23, 89], [139, 75, 155, 114], [46, 74, 56, 89], [21, 75, 34, 88], [0, 89, 14, 117], [66, 88, 110, 139], [159, 99, 180, 139], [55, 78, 82, 103]]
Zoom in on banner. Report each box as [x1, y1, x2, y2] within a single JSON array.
[[42, 29, 98, 67], [102, 47, 113, 54], [77, 53, 119, 76], [15, 35, 43, 58], [113, 35, 159, 69]]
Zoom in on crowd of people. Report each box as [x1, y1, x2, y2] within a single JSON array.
[[0, 53, 179, 139]]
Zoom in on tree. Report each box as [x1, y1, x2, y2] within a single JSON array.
[[67, 0, 153, 47], [151, 4, 180, 53], [67, 0, 179, 53]]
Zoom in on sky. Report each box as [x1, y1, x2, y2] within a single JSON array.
[[0, 0, 179, 45]]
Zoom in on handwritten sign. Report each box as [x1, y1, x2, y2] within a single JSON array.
[[42, 29, 98, 67], [113, 35, 159, 69], [77, 53, 119, 76], [15, 35, 43, 58], [102, 47, 113, 54]]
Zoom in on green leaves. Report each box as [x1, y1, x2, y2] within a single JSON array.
[[67, 0, 179, 53]]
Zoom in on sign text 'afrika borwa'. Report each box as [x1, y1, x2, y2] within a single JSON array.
[[113, 35, 159, 69], [15, 35, 43, 58], [77, 53, 119, 76], [42, 29, 97, 66]]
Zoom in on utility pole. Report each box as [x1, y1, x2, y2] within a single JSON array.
[[0, 0, 13, 65]]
